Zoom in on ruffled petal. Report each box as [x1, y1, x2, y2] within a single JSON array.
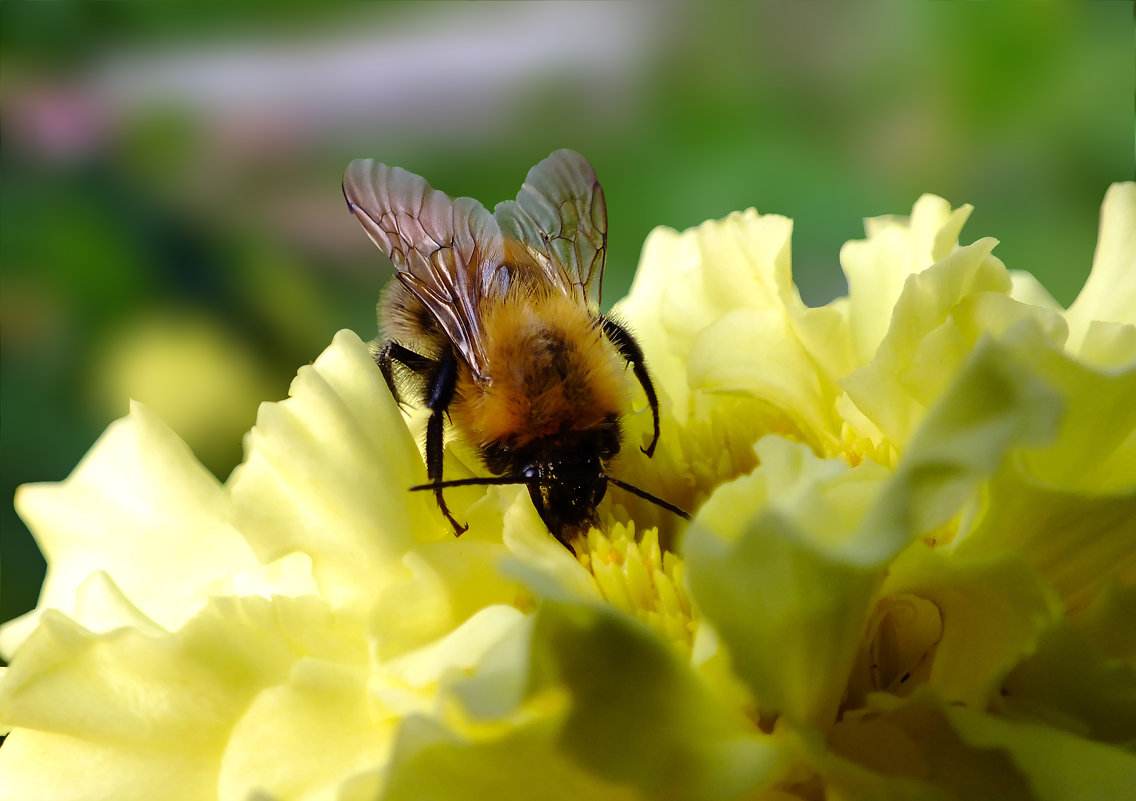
[[841, 237, 1014, 452], [684, 437, 892, 730], [1065, 182, 1136, 354], [688, 328, 1067, 728], [229, 330, 434, 616], [380, 714, 638, 801], [529, 602, 789, 800], [861, 547, 1061, 710], [381, 601, 791, 801], [687, 307, 836, 454], [0, 595, 369, 801], [1, 402, 298, 659], [219, 659, 386, 801], [1001, 585, 1136, 744], [1001, 323, 1136, 495], [841, 194, 973, 366], [953, 325, 1136, 610], [944, 703, 1136, 801], [616, 210, 797, 422], [827, 692, 1037, 799]]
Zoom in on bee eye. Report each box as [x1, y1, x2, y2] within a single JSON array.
[[522, 465, 539, 481]]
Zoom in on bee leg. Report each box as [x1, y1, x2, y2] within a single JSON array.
[[424, 348, 468, 536], [600, 316, 661, 457], [377, 341, 436, 411]]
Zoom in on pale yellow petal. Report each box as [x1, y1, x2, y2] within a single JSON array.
[[376, 604, 529, 719], [1002, 593, 1136, 744], [1077, 320, 1136, 370], [945, 703, 1136, 801], [0, 729, 220, 801], [380, 714, 642, 801], [614, 226, 699, 418], [1009, 269, 1062, 312], [841, 237, 1011, 451], [685, 438, 893, 729], [229, 330, 434, 616], [0, 595, 368, 801], [1066, 182, 1136, 353], [2, 402, 266, 658], [1000, 321, 1136, 494], [841, 194, 973, 365], [370, 540, 528, 661], [616, 210, 797, 422], [785, 298, 855, 394], [687, 307, 836, 454], [219, 659, 386, 801], [957, 466, 1136, 613], [871, 547, 1061, 709], [827, 693, 1037, 800]]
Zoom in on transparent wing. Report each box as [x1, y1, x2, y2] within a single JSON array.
[[343, 160, 505, 378], [493, 149, 608, 309]]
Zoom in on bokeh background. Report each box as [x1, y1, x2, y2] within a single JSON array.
[[2, 2, 1133, 624]]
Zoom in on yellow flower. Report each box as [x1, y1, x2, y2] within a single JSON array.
[[2, 184, 1135, 800]]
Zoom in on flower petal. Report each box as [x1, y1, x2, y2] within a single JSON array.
[[0, 729, 221, 801], [861, 332, 1063, 550], [616, 210, 796, 421], [951, 325, 1136, 610], [841, 236, 1013, 451], [229, 330, 434, 615], [944, 703, 1136, 801], [378, 604, 530, 720], [382, 601, 790, 801], [380, 713, 638, 801], [0, 595, 366, 801], [1074, 580, 1136, 663], [841, 194, 973, 366], [867, 547, 1061, 709], [827, 692, 1037, 799], [687, 307, 835, 454], [1001, 588, 1136, 744], [689, 328, 1066, 728], [219, 659, 386, 801], [1065, 182, 1136, 354], [370, 539, 529, 661], [999, 322, 1136, 495], [958, 466, 1136, 613], [2, 402, 271, 658], [685, 437, 892, 729]]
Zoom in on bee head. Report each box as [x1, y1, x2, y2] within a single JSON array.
[[413, 425, 689, 552], [522, 451, 609, 548]]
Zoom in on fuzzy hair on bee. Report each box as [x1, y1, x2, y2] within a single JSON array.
[[343, 149, 688, 550]]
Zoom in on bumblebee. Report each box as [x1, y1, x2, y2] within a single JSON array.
[[343, 149, 687, 549]]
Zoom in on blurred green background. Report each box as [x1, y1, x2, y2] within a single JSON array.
[[1, 2, 1132, 624]]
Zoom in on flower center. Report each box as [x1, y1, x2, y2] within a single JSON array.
[[571, 522, 697, 649]]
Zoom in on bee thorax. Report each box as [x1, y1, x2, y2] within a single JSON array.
[[452, 293, 627, 451]]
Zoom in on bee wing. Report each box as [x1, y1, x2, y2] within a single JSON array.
[[343, 160, 505, 378], [493, 149, 608, 309]]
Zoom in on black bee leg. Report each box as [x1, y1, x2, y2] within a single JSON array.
[[424, 348, 467, 536], [600, 316, 661, 457], [376, 341, 436, 411]]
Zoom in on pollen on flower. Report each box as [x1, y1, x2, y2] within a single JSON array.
[[571, 522, 697, 649], [834, 401, 898, 470], [661, 397, 768, 508]]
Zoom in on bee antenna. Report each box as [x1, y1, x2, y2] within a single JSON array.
[[602, 475, 691, 520], [408, 476, 531, 492]]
